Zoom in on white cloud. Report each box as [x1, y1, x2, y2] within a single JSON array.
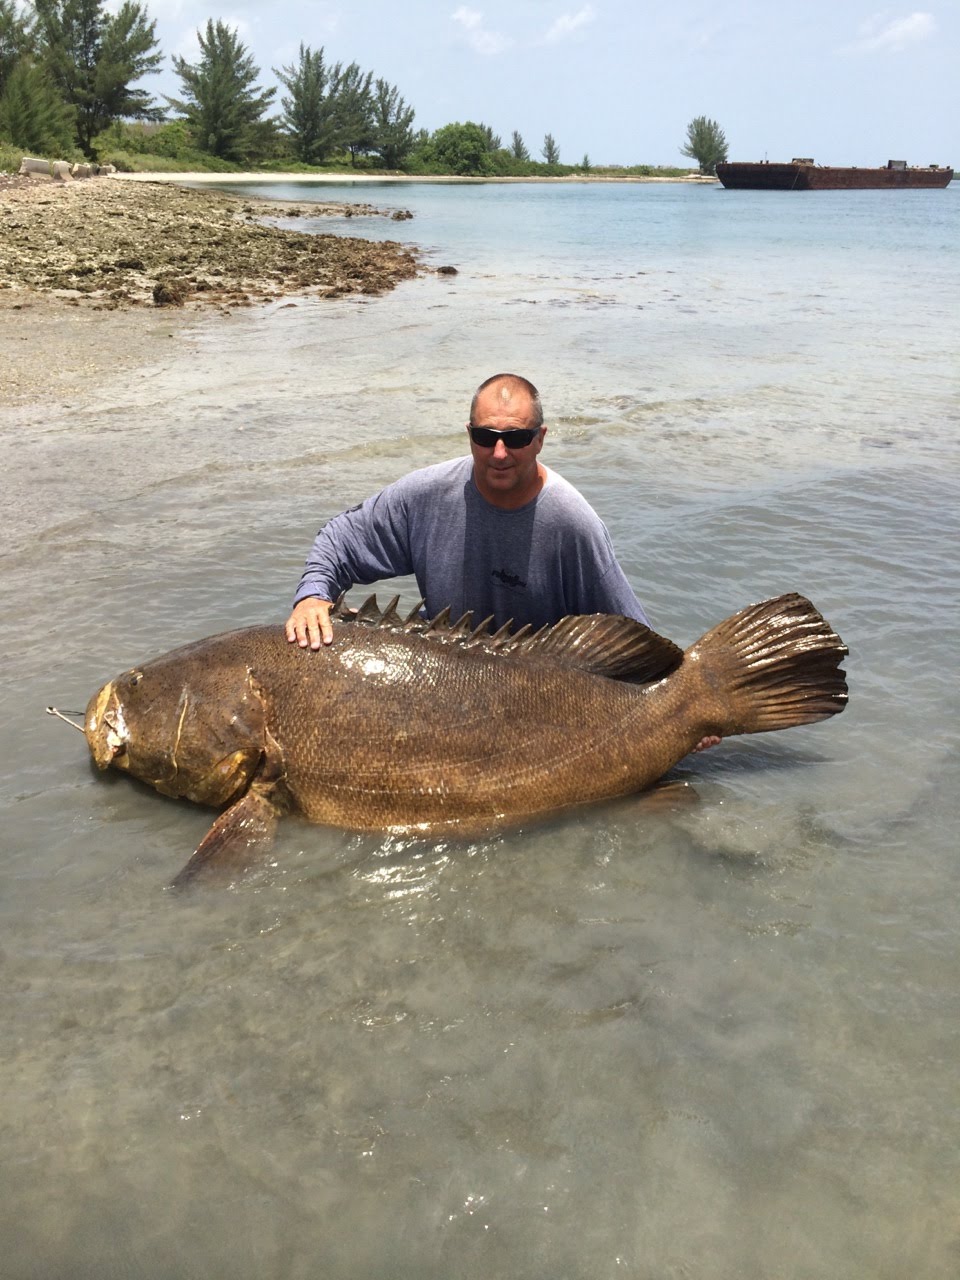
[[854, 11, 936, 52], [544, 5, 597, 43], [451, 7, 512, 55]]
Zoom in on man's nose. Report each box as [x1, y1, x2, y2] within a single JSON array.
[[492, 438, 509, 458]]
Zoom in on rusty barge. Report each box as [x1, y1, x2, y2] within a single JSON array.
[[715, 159, 954, 191]]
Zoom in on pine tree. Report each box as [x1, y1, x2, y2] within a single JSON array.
[[0, 0, 32, 93], [33, 0, 162, 155], [274, 43, 338, 164], [541, 132, 559, 165], [168, 20, 275, 163], [371, 77, 414, 169], [680, 116, 728, 175], [0, 56, 75, 152], [510, 130, 529, 161], [332, 61, 373, 165], [477, 122, 500, 151]]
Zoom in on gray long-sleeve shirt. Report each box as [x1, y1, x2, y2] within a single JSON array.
[[294, 457, 650, 631]]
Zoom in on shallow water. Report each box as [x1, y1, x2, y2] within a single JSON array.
[[2, 181, 959, 1278]]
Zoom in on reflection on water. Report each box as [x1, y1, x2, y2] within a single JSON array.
[[1, 183, 959, 1278]]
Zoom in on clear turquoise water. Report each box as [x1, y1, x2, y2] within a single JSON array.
[[1, 180, 958, 1278]]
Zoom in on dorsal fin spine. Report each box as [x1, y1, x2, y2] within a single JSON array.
[[427, 606, 452, 632], [355, 595, 381, 624], [380, 596, 402, 627], [330, 595, 681, 682]]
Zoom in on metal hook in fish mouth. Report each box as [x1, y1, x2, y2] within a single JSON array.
[[46, 706, 86, 734]]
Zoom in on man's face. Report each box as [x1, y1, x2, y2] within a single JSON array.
[[468, 384, 546, 508]]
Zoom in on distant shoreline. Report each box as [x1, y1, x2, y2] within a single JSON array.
[[110, 171, 719, 186]]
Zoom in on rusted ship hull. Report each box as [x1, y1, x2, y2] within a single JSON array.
[[716, 162, 954, 191]]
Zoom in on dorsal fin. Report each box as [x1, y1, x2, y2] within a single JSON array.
[[330, 593, 682, 681], [511, 612, 683, 680]]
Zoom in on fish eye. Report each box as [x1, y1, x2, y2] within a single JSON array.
[[128, 670, 143, 687]]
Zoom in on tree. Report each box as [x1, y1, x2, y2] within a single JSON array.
[[477, 121, 500, 151], [332, 61, 373, 165], [580, 153, 590, 171], [0, 56, 75, 151], [541, 132, 559, 165], [0, 0, 32, 93], [510, 130, 528, 161], [371, 77, 414, 169], [274, 42, 338, 164], [33, 0, 162, 155], [426, 120, 494, 175], [680, 115, 728, 175], [168, 20, 275, 163]]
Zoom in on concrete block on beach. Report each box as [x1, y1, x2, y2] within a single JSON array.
[[53, 161, 74, 181], [71, 163, 93, 179], [19, 157, 52, 178]]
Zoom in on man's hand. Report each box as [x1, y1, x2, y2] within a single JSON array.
[[692, 735, 722, 753], [285, 597, 334, 649]]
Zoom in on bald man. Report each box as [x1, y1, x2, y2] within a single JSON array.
[[286, 372, 650, 648]]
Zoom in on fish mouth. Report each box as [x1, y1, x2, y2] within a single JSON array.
[[84, 681, 129, 770]]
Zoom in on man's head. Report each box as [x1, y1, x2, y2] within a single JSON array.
[[467, 373, 547, 509], [469, 373, 544, 429]]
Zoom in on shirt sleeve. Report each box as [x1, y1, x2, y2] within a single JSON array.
[[293, 483, 414, 606]]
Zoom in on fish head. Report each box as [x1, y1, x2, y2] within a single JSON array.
[[84, 656, 266, 807]]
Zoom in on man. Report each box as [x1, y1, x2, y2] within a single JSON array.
[[286, 372, 720, 752], [286, 372, 650, 647]]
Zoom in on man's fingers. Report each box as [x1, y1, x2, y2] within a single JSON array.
[[285, 599, 334, 649], [310, 605, 333, 648]]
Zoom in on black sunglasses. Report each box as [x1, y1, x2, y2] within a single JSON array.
[[469, 425, 541, 448]]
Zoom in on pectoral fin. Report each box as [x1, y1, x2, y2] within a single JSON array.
[[170, 787, 282, 889], [171, 725, 286, 889]]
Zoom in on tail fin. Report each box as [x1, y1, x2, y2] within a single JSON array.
[[689, 594, 848, 735]]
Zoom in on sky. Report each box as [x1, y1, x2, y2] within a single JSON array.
[[120, 0, 958, 166]]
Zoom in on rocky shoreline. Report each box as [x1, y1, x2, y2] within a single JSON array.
[[0, 175, 420, 311]]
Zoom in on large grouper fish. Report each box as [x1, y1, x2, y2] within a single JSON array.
[[80, 592, 847, 886]]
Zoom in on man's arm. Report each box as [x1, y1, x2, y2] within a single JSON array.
[[285, 486, 414, 648]]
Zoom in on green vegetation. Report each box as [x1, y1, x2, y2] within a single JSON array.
[[681, 115, 728, 175], [0, 2, 710, 178], [369, 78, 415, 169], [0, 56, 75, 154], [167, 19, 275, 163], [0, 0, 32, 85], [33, 0, 163, 155]]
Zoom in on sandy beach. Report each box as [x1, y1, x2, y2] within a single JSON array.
[[0, 173, 420, 405], [110, 170, 717, 184]]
